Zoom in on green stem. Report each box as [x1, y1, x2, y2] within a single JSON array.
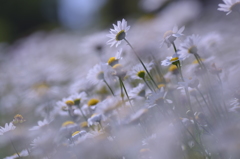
[[143, 77, 154, 92], [103, 79, 115, 96], [118, 77, 125, 105], [119, 77, 134, 111], [9, 137, 20, 158], [124, 38, 159, 89]]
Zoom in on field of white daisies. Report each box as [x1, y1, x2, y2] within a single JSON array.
[[1, 0, 240, 159]]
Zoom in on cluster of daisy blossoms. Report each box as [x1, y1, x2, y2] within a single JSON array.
[[1, 1, 240, 158]]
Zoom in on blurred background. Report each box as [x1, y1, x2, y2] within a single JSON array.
[[0, 0, 219, 43]]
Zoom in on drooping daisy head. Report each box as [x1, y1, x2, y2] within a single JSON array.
[[129, 61, 154, 80], [218, 0, 240, 15], [178, 34, 201, 60], [107, 48, 123, 67], [161, 53, 182, 66], [161, 25, 185, 48], [106, 19, 130, 47]]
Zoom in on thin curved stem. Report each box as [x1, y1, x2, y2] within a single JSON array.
[[124, 38, 159, 89], [103, 79, 115, 96]]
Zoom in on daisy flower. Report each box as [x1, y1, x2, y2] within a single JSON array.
[[218, 0, 240, 15], [68, 92, 87, 105], [106, 19, 130, 47], [178, 77, 199, 88], [129, 61, 154, 80], [29, 119, 51, 131], [147, 88, 172, 108], [161, 53, 182, 66], [178, 34, 201, 60], [129, 83, 149, 99], [88, 114, 102, 127], [0, 122, 16, 135], [87, 63, 113, 85], [161, 25, 185, 48], [107, 48, 123, 67]]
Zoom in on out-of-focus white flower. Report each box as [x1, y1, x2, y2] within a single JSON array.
[[161, 53, 182, 66], [218, 0, 240, 15], [87, 63, 113, 85], [129, 61, 154, 80], [127, 108, 148, 123], [178, 34, 201, 60], [161, 25, 185, 48], [29, 119, 51, 131], [106, 19, 130, 47], [0, 122, 16, 135], [3, 149, 29, 159], [178, 77, 199, 88], [71, 130, 87, 141], [88, 114, 102, 127], [147, 88, 172, 108], [129, 83, 148, 99]]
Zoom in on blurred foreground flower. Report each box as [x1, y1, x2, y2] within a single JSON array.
[[0, 122, 16, 135], [218, 0, 240, 15]]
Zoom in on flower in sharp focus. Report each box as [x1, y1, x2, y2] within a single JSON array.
[[106, 19, 130, 47], [161, 25, 185, 48], [0, 122, 16, 135], [218, 0, 240, 15], [129, 61, 154, 80], [178, 34, 201, 60], [161, 53, 182, 66]]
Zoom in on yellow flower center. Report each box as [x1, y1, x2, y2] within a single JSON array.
[[80, 121, 88, 128], [112, 64, 122, 69], [97, 71, 104, 80], [88, 99, 99, 107], [13, 114, 25, 125], [116, 30, 126, 41], [192, 58, 204, 64], [62, 121, 75, 127], [158, 84, 165, 88], [72, 131, 80, 137], [65, 100, 74, 106], [168, 65, 178, 72], [170, 57, 179, 62], [108, 57, 118, 67], [137, 70, 146, 79]]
